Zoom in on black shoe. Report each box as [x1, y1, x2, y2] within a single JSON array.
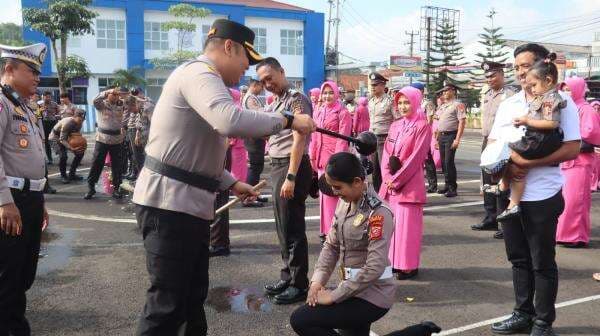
[[559, 241, 587, 248], [69, 174, 84, 181], [494, 230, 504, 239], [61, 176, 70, 184], [396, 269, 418, 280], [530, 320, 555, 336], [444, 190, 457, 197], [421, 321, 442, 335], [471, 221, 498, 231], [242, 201, 264, 208], [437, 188, 449, 195], [273, 286, 307, 305], [264, 280, 290, 296], [112, 189, 124, 199], [256, 196, 268, 203], [491, 311, 533, 334], [84, 188, 96, 200], [209, 246, 230, 257], [497, 206, 521, 222], [44, 185, 57, 194], [426, 186, 438, 193]]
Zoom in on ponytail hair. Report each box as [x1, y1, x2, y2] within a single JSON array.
[[529, 52, 558, 84]]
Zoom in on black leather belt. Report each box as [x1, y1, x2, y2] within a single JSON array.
[[271, 157, 290, 165], [439, 130, 458, 135], [144, 156, 219, 192], [97, 127, 121, 135]]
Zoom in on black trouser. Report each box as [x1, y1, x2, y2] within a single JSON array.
[[290, 298, 389, 336], [438, 131, 458, 191], [210, 148, 232, 249], [87, 141, 124, 191], [136, 205, 210, 336], [481, 137, 497, 226], [270, 155, 311, 289], [42, 119, 58, 162], [0, 189, 44, 336], [245, 138, 266, 186], [58, 144, 84, 178], [424, 150, 437, 189], [127, 129, 145, 178], [501, 191, 564, 324], [371, 134, 387, 193]]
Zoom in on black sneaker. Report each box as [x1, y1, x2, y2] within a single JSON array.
[[444, 189, 457, 198], [491, 311, 533, 334], [273, 286, 307, 305], [437, 188, 449, 195], [530, 320, 555, 336], [84, 188, 96, 200], [69, 174, 84, 181], [471, 221, 498, 231], [209, 246, 230, 257]]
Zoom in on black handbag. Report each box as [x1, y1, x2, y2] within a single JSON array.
[[388, 156, 402, 175]]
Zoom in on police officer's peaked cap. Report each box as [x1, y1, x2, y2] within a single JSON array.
[[369, 72, 388, 85], [207, 19, 263, 65], [436, 81, 459, 94], [0, 43, 47, 74], [410, 82, 425, 91], [482, 61, 505, 77]]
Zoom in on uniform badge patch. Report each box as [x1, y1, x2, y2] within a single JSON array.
[[18, 138, 28, 148], [368, 215, 384, 240], [353, 213, 365, 227]]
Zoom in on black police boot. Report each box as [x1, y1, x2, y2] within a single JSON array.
[[84, 186, 96, 200], [491, 311, 533, 334], [471, 220, 498, 231], [530, 320, 556, 336], [264, 280, 289, 296], [273, 286, 307, 305]]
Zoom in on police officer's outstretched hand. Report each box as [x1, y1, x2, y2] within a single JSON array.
[[307, 282, 323, 307], [0, 203, 22, 236], [231, 181, 259, 202], [291, 114, 316, 135]]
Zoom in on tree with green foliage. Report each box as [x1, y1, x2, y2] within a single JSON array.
[[151, 4, 211, 69], [470, 9, 512, 87], [0, 23, 26, 46], [113, 67, 147, 89], [23, 0, 98, 93]]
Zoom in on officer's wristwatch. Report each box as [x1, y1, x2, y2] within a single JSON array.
[[286, 173, 296, 182], [282, 111, 294, 129]]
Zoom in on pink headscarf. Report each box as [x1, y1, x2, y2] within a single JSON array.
[[319, 81, 342, 110], [229, 88, 242, 107], [393, 86, 425, 121], [563, 76, 587, 107], [309, 87, 321, 98], [358, 96, 368, 106]]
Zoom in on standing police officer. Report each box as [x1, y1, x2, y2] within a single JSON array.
[[132, 19, 315, 335], [368, 72, 393, 192], [0, 43, 49, 336], [471, 62, 515, 238]]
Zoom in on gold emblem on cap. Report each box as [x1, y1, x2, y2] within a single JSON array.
[[208, 27, 216, 37], [353, 213, 365, 227]]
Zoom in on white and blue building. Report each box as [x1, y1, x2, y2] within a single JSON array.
[[21, 0, 325, 132]]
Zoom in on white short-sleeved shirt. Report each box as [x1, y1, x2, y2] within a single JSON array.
[[488, 90, 581, 201]]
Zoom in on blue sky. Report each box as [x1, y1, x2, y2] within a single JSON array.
[[3, 0, 599, 62]]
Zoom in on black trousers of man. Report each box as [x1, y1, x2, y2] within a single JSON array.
[[87, 141, 124, 191], [371, 134, 387, 193], [0, 189, 44, 336], [270, 155, 311, 290], [245, 138, 266, 187], [136, 205, 210, 336], [501, 191, 564, 324], [481, 137, 498, 227], [42, 119, 57, 163], [58, 144, 84, 179], [210, 148, 232, 249], [424, 150, 438, 190], [438, 131, 458, 192]]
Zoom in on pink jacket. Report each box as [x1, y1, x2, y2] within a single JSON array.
[[310, 87, 321, 112], [309, 81, 353, 170], [561, 77, 600, 168], [378, 87, 432, 204], [353, 97, 370, 135], [228, 88, 244, 149]]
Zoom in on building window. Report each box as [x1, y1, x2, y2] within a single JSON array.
[[280, 29, 303, 56], [71, 87, 88, 105], [98, 77, 117, 92], [251, 28, 267, 54], [144, 22, 169, 51], [146, 78, 167, 102], [96, 19, 126, 49], [289, 78, 304, 92]]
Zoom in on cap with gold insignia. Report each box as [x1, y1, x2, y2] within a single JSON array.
[[436, 81, 459, 94], [369, 72, 388, 85], [481, 61, 505, 77], [206, 19, 263, 65], [0, 43, 47, 74]]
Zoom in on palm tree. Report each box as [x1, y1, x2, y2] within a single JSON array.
[[113, 67, 147, 89]]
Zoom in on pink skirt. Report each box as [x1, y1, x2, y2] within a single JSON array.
[[388, 203, 424, 271], [557, 164, 592, 244], [318, 169, 339, 235], [230, 146, 248, 183]]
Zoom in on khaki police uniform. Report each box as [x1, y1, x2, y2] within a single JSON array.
[[436, 98, 466, 192], [49, 116, 84, 180], [242, 92, 267, 187], [368, 91, 393, 193], [59, 102, 77, 119], [40, 100, 59, 162], [132, 18, 289, 335], [290, 186, 395, 334], [0, 42, 48, 335]]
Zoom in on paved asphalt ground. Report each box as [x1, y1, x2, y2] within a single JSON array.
[[28, 130, 600, 335]]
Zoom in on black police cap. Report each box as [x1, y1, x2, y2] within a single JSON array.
[[369, 72, 388, 84], [207, 19, 263, 65], [482, 61, 505, 76]]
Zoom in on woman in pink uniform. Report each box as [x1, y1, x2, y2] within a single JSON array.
[[591, 101, 600, 192], [557, 77, 600, 247], [353, 97, 370, 136], [309, 81, 352, 238], [309, 87, 321, 112], [379, 86, 432, 280], [228, 88, 248, 182]]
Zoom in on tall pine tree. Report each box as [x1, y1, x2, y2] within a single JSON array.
[[470, 9, 512, 87]]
